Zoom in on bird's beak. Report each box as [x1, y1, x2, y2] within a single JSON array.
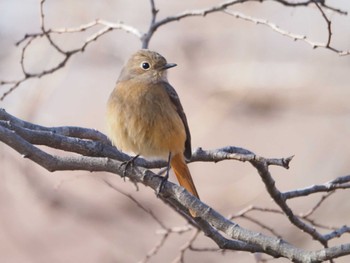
[[162, 63, 177, 70]]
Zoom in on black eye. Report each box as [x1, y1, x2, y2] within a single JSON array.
[[141, 61, 150, 70]]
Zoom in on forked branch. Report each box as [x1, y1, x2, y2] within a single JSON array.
[[1, 0, 349, 100], [1, 108, 350, 262]]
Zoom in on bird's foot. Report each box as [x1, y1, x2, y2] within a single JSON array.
[[156, 152, 172, 197], [119, 154, 139, 179]]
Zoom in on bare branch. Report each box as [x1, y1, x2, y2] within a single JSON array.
[[101, 177, 180, 263], [250, 158, 332, 246], [272, 0, 347, 14], [223, 9, 350, 56], [1, 0, 349, 99], [140, 233, 169, 263], [283, 175, 350, 199], [101, 177, 167, 229], [312, 0, 332, 47], [192, 147, 293, 169], [1, 1, 142, 101], [300, 191, 335, 218], [323, 226, 350, 242], [230, 207, 283, 238], [174, 230, 200, 263], [51, 19, 142, 37], [141, 0, 349, 54], [2, 108, 350, 261], [2, 1, 350, 261]]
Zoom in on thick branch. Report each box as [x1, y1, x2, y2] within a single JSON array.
[[1, 108, 350, 261]]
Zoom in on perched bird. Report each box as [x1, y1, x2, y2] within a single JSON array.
[[106, 49, 199, 212]]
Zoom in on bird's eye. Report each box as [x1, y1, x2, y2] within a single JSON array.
[[140, 61, 150, 70]]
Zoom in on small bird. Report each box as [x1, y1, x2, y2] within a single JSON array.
[[106, 49, 199, 212]]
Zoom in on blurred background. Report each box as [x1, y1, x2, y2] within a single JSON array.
[[1, 0, 350, 262]]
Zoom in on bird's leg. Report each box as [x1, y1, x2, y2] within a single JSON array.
[[120, 154, 140, 179], [157, 152, 172, 196]]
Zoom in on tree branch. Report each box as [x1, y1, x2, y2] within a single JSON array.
[[1, 108, 350, 261], [1, 0, 348, 100], [283, 176, 350, 199], [223, 9, 350, 56]]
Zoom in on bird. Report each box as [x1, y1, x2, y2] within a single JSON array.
[[106, 49, 199, 215]]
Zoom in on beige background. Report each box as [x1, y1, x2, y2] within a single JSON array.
[[1, 0, 350, 262]]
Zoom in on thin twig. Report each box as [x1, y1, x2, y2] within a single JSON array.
[[230, 209, 283, 238], [283, 176, 350, 199], [312, 0, 332, 47], [1, 3, 142, 101], [223, 9, 350, 55], [1, 0, 349, 99], [174, 230, 200, 263], [300, 191, 335, 218]]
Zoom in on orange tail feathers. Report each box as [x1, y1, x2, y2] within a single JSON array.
[[170, 153, 199, 199]]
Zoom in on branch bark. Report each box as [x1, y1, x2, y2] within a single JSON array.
[[1, 108, 350, 262]]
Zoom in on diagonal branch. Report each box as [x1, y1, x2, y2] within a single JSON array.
[[223, 9, 350, 56], [283, 175, 350, 199], [2, 108, 350, 261]]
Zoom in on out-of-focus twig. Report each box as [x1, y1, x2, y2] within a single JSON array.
[[223, 9, 350, 56], [0, 0, 142, 101], [1, 0, 349, 100]]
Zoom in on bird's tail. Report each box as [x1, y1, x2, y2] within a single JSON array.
[[170, 153, 200, 200]]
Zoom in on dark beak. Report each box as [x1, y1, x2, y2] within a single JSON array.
[[162, 63, 177, 70]]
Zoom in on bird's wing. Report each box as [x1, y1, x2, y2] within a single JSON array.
[[163, 81, 192, 160]]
